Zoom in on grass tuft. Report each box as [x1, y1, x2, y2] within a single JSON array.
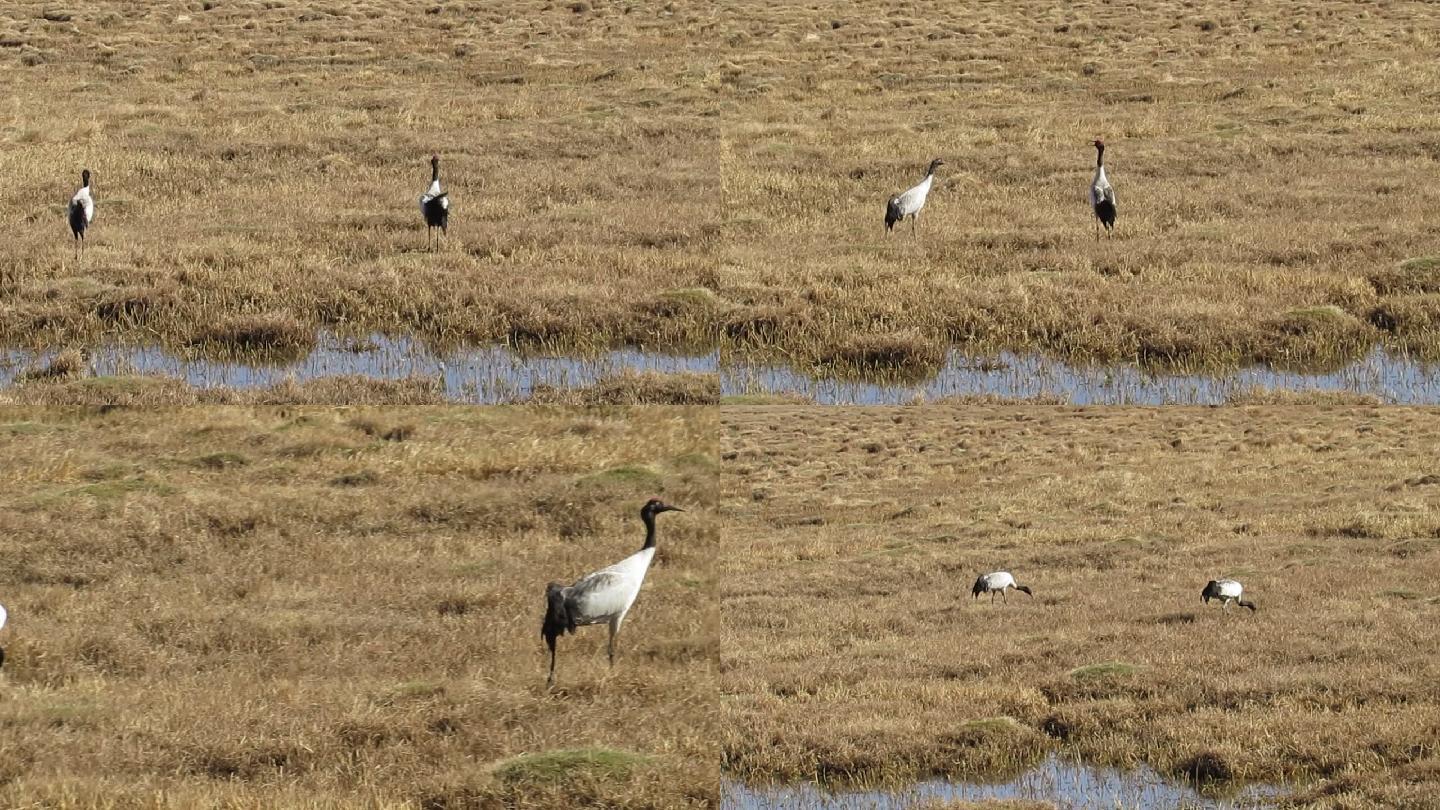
[[530, 371, 719, 405], [188, 313, 316, 358], [19, 349, 86, 382]]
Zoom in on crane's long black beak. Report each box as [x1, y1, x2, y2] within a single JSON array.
[[662, 505, 685, 513]]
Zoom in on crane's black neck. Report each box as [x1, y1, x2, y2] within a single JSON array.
[[81, 170, 91, 188], [641, 510, 658, 551], [431, 161, 440, 182], [1095, 144, 1105, 168]]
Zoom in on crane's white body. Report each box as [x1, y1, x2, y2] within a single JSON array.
[[69, 186, 95, 225], [0, 603, 7, 632], [976, 571, 1017, 593], [563, 546, 655, 631], [419, 179, 448, 215], [1204, 579, 1245, 607], [885, 159, 944, 234], [973, 570, 1032, 603], [892, 173, 934, 220], [1089, 166, 1114, 213]]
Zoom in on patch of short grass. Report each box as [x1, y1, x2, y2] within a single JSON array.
[[1067, 661, 1144, 682], [578, 464, 664, 489], [491, 747, 650, 785], [191, 451, 250, 470], [63, 477, 176, 500]]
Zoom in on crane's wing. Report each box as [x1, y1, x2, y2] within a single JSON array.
[[565, 570, 629, 622], [0, 603, 7, 631]]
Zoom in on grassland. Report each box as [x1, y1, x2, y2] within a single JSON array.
[[7, 1, 1440, 391], [719, 0, 1440, 377], [721, 406, 1440, 807], [0, 407, 717, 808], [0, 0, 719, 356]]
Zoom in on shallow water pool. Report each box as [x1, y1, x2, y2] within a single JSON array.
[[724, 347, 1440, 404], [0, 333, 717, 402]]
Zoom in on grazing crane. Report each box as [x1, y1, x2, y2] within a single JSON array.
[[972, 571, 1033, 603], [0, 603, 7, 669], [885, 158, 944, 236], [68, 169, 95, 258], [1089, 139, 1116, 239], [541, 498, 684, 687], [419, 154, 450, 250], [1201, 579, 1256, 612]]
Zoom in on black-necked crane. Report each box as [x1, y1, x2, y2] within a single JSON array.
[[972, 571, 1033, 603], [419, 154, 450, 250], [1089, 139, 1116, 239], [1201, 579, 1256, 612], [885, 158, 944, 235], [541, 498, 684, 687], [68, 169, 95, 259]]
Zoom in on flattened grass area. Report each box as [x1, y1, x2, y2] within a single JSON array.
[[0, 1, 718, 355], [720, 0, 1440, 372], [722, 407, 1440, 805], [0, 407, 718, 807]]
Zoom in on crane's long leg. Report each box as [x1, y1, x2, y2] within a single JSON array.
[[547, 644, 558, 688], [607, 617, 620, 667]]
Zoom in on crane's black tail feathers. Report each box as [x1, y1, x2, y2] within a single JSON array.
[[971, 576, 986, 599], [68, 204, 87, 239], [542, 583, 575, 650], [885, 198, 902, 232], [1201, 580, 1220, 604], [1095, 199, 1116, 230], [423, 196, 449, 231]]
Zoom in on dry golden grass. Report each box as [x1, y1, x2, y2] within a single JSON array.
[[0, 0, 719, 356], [0, 407, 717, 808], [721, 406, 1440, 806], [719, 0, 1440, 374]]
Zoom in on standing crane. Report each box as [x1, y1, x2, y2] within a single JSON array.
[[972, 571, 1034, 603], [541, 498, 684, 687], [885, 158, 944, 236], [1201, 579, 1256, 612], [419, 154, 450, 250], [68, 169, 95, 259], [1089, 140, 1116, 239]]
